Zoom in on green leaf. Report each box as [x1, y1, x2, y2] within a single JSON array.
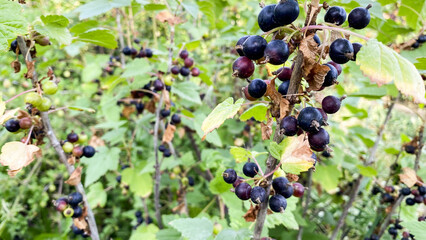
[[169, 217, 213, 240], [384, 147, 400, 155], [75, 0, 131, 20], [81, 146, 120, 186], [144, 4, 167, 11], [399, 0, 425, 29], [68, 106, 96, 113], [356, 39, 426, 103], [312, 165, 343, 193], [201, 97, 244, 139], [215, 229, 251, 240], [121, 58, 153, 78], [75, 29, 117, 49], [34, 15, 71, 45], [181, 0, 199, 18], [156, 229, 182, 240], [130, 224, 159, 240], [350, 86, 387, 99], [400, 221, 426, 240], [70, 20, 99, 35], [268, 142, 282, 160], [239, 103, 268, 122], [122, 168, 153, 198], [356, 165, 378, 177], [0, 0, 28, 52], [172, 81, 202, 106], [197, 1, 216, 27], [415, 57, 426, 70], [230, 146, 251, 163], [280, 136, 315, 175], [86, 182, 107, 209]]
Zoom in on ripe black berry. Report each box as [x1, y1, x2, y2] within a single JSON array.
[[136, 102, 144, 114], [404, 145, 416, 154], [236, 36, 250, 56], [163, 149, 172, 157], [388, 227, 397, 236], [348, 5, 371, 29], [158, 145, 166, 152], [352, 42, 362, 61], [116, 175, 122, 183], [321, 150, 331, 158], [160, 109, 171, 118], [406, 197, 415, 206], [276, 67, 292, 81], [171, 66, 180, 75], [232, 56, 255, 79], [418, 186, 426, 195], [243, 87, 257, 101], [264, 40, 289, 65], [280, 116, 298, 136], [322, 95, 342, 114], [71, 224, 84, 235], [272, 177, 289, 193], [382, 193, 394, 203], [10, 40, 20, 54], [418, 35, 426, 43], [322, 64, 338, 87], [316, 108, 328, 122], [278, 80, 290, 95], [313, 34, 321, 46], [180, 67, 190, 77], [72, 206, 83, 218], [82, 146, 96, 158], [242, 162, 259, 177], [235, 182, 252, 200], [250, 186, 267, 204], [414, 195, 424, 203], [188, 176, 195, 186], [67, 132, 79, 143], [122, 46, 132, 56], [258, 4, 279, 32], [308, 128, 330, 151], [279, 184, 294, 198], [269, 195, 287, 212], [223, 169, 237, 184], [179, 50, 189, 59], [242, 35, 267, 60], [171, 114, 181, 125], [400, 187, 411, 196], [324, 6, 347, 25], [248, 79, 267, 98], [233, 176, 244, 188], [329, 38, 354, 64], [153, 79, 164, 91], [68, 192, 83, 207], [327, 61, 342, 75], [412, 41, 420, 49], [274, 0, 299, 26], [297, 107, 324, 133], [5, 119, 20, 132], [145, 48, 153, 58]]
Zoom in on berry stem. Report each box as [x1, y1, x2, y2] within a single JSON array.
[[300, 25, 370, 41], [25, 125, 34, 145], [5, 88, 37, 104], [251, 156, 265, 176]]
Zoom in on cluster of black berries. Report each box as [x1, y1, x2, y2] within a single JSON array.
[[134, 211, 153, 229], [387, 220, 415, 240], [117, 99, 145, 115], [53, 192, 88, 237], [122, 39, 154, 59], [158, 144, 172, 158], [411, 35, 426, 49], [61, 131, 96, 159], [372, 185, 426, 206], [4, 115, 46, 145], [103, 56, 121, 75], [5, 117, 33, 133], [170, 50, 200, 77], [223, 163, 304, 213]]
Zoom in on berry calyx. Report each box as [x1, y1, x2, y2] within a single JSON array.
[[242, 35, 267, 60], [297, 107, 324, 133], [235, 182, 252, 200], [5, 119, 20, 132], [324, 6, 347, 25], [269, 194, 287, 212], [258, 4, 279, 32], [280, 116, 298, 136], [250, 186, 267, 204], [308, 128, 330, 151], [264, 40, 289, 65], [247, 79, 267, 99], [329, 38, 354, 64], [348, 5, 371, 30], [232, 57, 255, 79], [82, 146, 96, 158], [242, 162, 259, 177], [321, 95, 344, 114], [274, 0, 299, 26], [223, 169, 237, 184]]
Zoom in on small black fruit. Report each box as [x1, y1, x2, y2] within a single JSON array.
[[269, 195, 287, 212], [400, 187, 411, 196], [313, 34, 321, 46], [308, 128, 330, 151], [67, 132, 79, 143], [280, 116, 298, 136], [72, 206, 83, 218], [248, 79, 267, 98], [322, 64, 338, 87], [232, 56, 255, 78], [250, 186, 267, 204], [258, 4, 280, 32], [235, 182, 252, 200], [179, 50, 189, 59], [68, 192, 83, 207], [171, 66, 180, 75], [235, 36, 250, 56], [352, 42, 362, 61], [276, 67, 292, 81], [82, 146, 96, 158], [171, 114, 181, 125], [324, 6, 347, 25], [223, 169, 237, 184], [5, 119, 20, 132], [160, 109, 170, 118], [180, 67, 190, 77], [297, 107, 324, 133], [274, 0, 299, 26], [272, 177, 289, 193], [348, 5, 371, 29], [322, 95, 342, 114], [242, 162, 259, 177], [242, 35, 267, 60], [329, 38, 354, 64], [163, 149, 172, 157], [264, 40, 289, 65], [153, 79, 164, 91], [278, 80, 290, 95], [122, 47, 132, 56]]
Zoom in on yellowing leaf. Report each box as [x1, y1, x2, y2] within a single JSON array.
[[0, 142, 41, 176], [201, 97, 244, 140], [280, 135, 314, 174], [230, 146, 251, 163], [399, 167, 417, 187], [357, 39, 426, 104], [0, 108, 19, 124]]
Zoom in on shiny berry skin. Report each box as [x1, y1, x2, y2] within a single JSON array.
[[122, 46, 132, 56], [188, 176, 195, 186], [329, 39, 354, 64], [223, 169, 237, 184], [272, 177, 289, 193], [179, 50, 189, 59], [233, 176, 244, 188], [71, 224, 84, 235], [171, 66, 180, 75], [62, 142, 74, 153], [405, 197, 415, 206], [10, 40, 19, 53], [280, 184, 294, 198], [82, 146, 96, 158], [116, 175, 121, 183], [158, 145, 166, 152], [297, 107, 324, 133], [184, 58, 194, 68], [43, 81, 58, 95], [352, 42, 362, 61], [145, 48, 153, 58], [130, 48, 138, 56], [388, 227, 397, 236], [276, 67, 292, 81], [418, 35, 426, 43], [68, 192, 83, 207], [236, 36, 250, 56], [242, 162, 259, 177], [250, 186, 267, 204], [5, 119, 20, 132], [372, 186, 381, 195], [405, 145, 416, 154], [400, 187, 411, 196], [235, 182, 252, 200], [322, 96, 342, 114], [258, 4, 279, 32], [313, 34, 321, 46], [72, 206, 83, 218], [293, 182, 305, 197], [191, 67, 200, 77], [274, 0, 299, 26], [322, 64, 338, 87], [137, 49, 146, 58], [264, 40, 289, 65], [243, 87, 257, 101], [153, 79, 164, 91], [382, 193, 394, 203], [308, 128, 330, 151], [269, 195, 287, 212], [418, 186, 426, 195], [136, 102, 144, 114], [278, 80, 290, 96], [67, 132, 79, 143], [25, 92, 42, 106], [160, 109, 170, 118], [38, 97, 52, 111], [171, 114, 181, 125], [280, 116, 298, 136], [248, 79, 267, 98], [63, 207, 74, 218], [242, 35, 267, 60], [232, 56, 255, 79], [180, 67, 190, 76], [327, 61, 342, 75], [348, 5, 371, 29], [54, 197, 69, 212], [72, 146, 83, 158], [163, 149, 172, 157], [324, 6, 347, 25]]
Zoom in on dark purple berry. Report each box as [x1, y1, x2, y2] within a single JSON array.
[[274, 0, 299, 26], [322, 95, 342, 114], [278, 80, 290, 95], [293, 183, 305, 197], [329, 38, 354, 64], [258, 4, 280, 32], [324, 6, 347, 25], [269, 194, 287, 212], [297, 107, 324, 133], [308, 128, 330, 151], [160, 109, 170, 118], [236, 36, 250, 56], [5, 119, 20, 132], [264, 40, 289, 65], [171, 114, 181, 125], [405, 145, 416, 154], [68, 192, 83, 207], [388, 227, 397, 236], [418, 186, 426, 195], [179, 50, 189, 59], [406, 197, 415, 206], [279, 184, 294, 198], [414, 195, 424, 203], [248, 79, 267, 98], [223, 169, 237, 184], [122, 47, 132, 56], [153, 79, 164, 91], [158, 145, 166, 152], [400, 187, 411, 196], [417, 35, 426, 43], [71, 224, 84, 235], [316, 108, 328, 122], [130, 48, 138, 56], [280, 116, 298, 136], [137, 49, 146, 58], [116, 175, 122, 183], [250, 186, 267, 204], [348, 5, 371, 29], [272, 177, 289, 193], [10, 40, 20, 54], [145, 48, 153, 58], [242, 162, 259, 177], [171, 66, 180, 75], [235, 182, 252, 200], [242, 35, 267, 60], [232, 56, 255, 78], [163, 149, 171, 157], [184, 58, 194, 68], [188, 176, 194, 186], [72, 206, 83, 218], [276, 67, 292, 81], [327, 61, 342, 75], [180, 67, 190, 76], [382, 193, 394, 203], [313, 34, 321, 46], [54, 197, 68, 212], [322, 64, 338, 87], [233, 176, 244, 188], [352, 42, 362, 61], [136, 102, 144, 114], [191, 67, 200, 77], [82, 146, 96, 158]]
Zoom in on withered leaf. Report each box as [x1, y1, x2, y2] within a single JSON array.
[[146, 99, 156, 113], [17, 109, 31, 119], [0, 108, 20, 124], [0, 142, 41, 176], [280, 135, 315, 174], [399, 167, 417, 187], [68, 155, 76, 165], [65, 167, 82, 186], [243, 204, 273, 222], [279, 98, 291, 121], [122, 106, 135, 119], [156, 11, 184, 25], [24, 60, 36, 79], [163, 90, 171, 110], [89, 135, 105, 148], [162, 124, 176, 143], [73, 217, 88, 231], [10, 60, 21, 73], [261, 116, 273, 140]]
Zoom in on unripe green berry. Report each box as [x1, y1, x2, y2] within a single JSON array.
[[43, 81, 58, 95], [63, 142, 74, 153], [25, 92, 42, 106], [38, 97, 52, 111], [63, 207, 74, 218]]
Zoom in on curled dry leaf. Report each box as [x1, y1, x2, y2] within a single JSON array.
[[65, 166, 82, 186], [261, 115, 273, 140], [122, 106, 135, 119], [264, 79, 282, 118], [0, 142, 41, 176], [399, 167, 417, 187], [0, 108, 20, 124], [145, 99, 156, 113], [243, 204, 273, 222], [156, 11, 184, 25], [73, 217, 88, 231], [68, 155, 76, 165], [89, 135, 105, 148], [24, 60, 36, 79], [279, 98, 291, 121], [10, 60, 21, 73], [163, 90, 171, 110], [162, 124, 176, 143]]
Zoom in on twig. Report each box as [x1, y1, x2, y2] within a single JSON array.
[[251, 156, 265, 176], [153, 93, 165, 229], [115, 9, 126, 68], [5, 88, 37, 104], [377, 195, 404, 237], [297, 168, 313, 240], [16, 36, 100, 240], [414, 125, 424, 171]]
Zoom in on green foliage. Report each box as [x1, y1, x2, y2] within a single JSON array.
[[0, 0, 27, 52]]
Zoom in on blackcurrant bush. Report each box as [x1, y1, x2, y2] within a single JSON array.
[[68, 192, 83, 207], [258, 4, 279, 32], [272, 177, 289, 193], [145, 48, 153, 58], [293, 182, 304, 197], [180, 67, 190, 77], [233, 176, 244, 188], [388, 227, 397, 236], [243, 87, 257, 101], [279, 184, 294, 198], [158, 145, 166, 152], [327, 61, 342, 75], [276, 67, 292, 81], [329, 38, 354, 64], [322, 64, 338, 87], [280, 116, 298, 136], [406, 197, 415, 205], [348, 5, 371, 29], [5, 119, 20, 132], [381, 193, 394, 203], [313, 34, 321, 46], [269, 195, 287, 212], [324, 6, 347, 25], [223, 169, 237, 184], [179, 50, 189, 59], [171, 114, 181, 125], [72, 206, 83, 218], [122, 46, 132, 56], [54, 197, 69, 212], [67, 132, 79, 143], [242, 35, 267, 60], [136, 102, 144, 114], [248, 79, 267, 98], [297, 107, 324, 133], [160, 109, 171, 118], [171, 66, 180, 75], [308, 128, 330, 151], [163, 149, 172, 157], [242, 162, 259, 177], [232, 56, 255, 79], [264, 40, 289, 65], [235, 36, 250, 56], [71, 224, 84, 235], [322, 95, 342, 114], [82, 146, 96, 158], [188, 176, 195, 186], [235, 182, 252, 200], [191, 67, 200, 77], [250, 186, 267, 204], [153, 79, 164, 91], [404, 145, 416, 154], [184, 58, 194, 68], [400, 187, 411, 196], [418, 186, 426, 195], [278, 80, 290, 95], [274, 0, 299, 26]]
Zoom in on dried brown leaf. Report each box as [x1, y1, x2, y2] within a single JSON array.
[[122, 106, 135, 119], [162, 124, 176, 143], [24, 60, 36, 79], [156, 11, 184, 25], [243, 204, 258, 222], [261, 116, 273, 140], [399, 167, 417, 187], [146, 99, 156, 113], [17, 109, 31, 119], [73, 217, 88, 231], [89, 135, 105, 148], [163, 90, 171, 110], [0, 142, 41, 176], [286, 173, 299, 182], [279, 98, 291, 121], [11, 60, 21, 73], [68, 155, 76, 165], [65, 167, 82, 186]]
